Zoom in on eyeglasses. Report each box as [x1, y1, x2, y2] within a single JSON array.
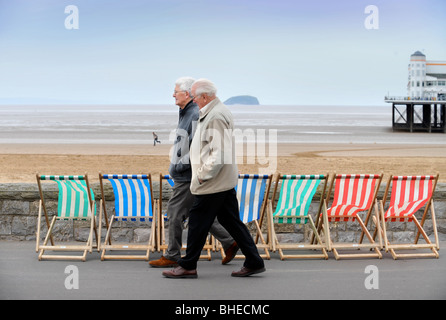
[[173, 90, 187, 95], [192, 94, 202, 100]]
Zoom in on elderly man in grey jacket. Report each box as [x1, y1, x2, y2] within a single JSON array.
[[162, 79, 265, 279], [150, 77, 238, 268]]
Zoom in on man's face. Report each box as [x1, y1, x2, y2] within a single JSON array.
[[191, 86, 206, 109], [173, 84, 190, 109]]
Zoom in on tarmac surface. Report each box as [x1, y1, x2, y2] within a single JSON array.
[[1, 241, 445, 301]]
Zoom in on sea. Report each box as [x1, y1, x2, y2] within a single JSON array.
[[0, 104, 445, 145]]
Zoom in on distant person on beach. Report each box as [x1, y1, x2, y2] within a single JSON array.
[[162, 78, 265, 279], [153, 132, 161, 146], [149, 76, 238, 268]]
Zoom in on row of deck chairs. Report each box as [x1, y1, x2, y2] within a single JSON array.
[[35, 172, 440, 261]]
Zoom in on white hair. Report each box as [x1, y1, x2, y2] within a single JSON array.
[[175, 77, 195, 94], [192, 78, 217, 98]]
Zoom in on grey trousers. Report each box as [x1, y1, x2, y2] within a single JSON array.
[[164, 181, 234, 262]]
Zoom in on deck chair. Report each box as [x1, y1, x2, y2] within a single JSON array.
[[379, 175, 440, 259], [36, 174, 97, 261], [321, 174, 383, 260], [218, 174, 272, 260], [98, 174, 157, 261], [158, 174, 214, 261], [268, 174, 329, 260]]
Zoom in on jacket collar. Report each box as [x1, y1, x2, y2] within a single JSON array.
[[199, 97, 221, 120], [179, 99, 195, 116]]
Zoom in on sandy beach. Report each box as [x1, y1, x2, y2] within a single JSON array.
[[1, 104, 445, 183], [1, 142, 445, 183]]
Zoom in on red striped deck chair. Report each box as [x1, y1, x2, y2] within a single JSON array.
[[36, 174, 97, 261], [379, 174, 440, 259], [268, 174, 329, 260], [98, 174, 157, 261], [219, 174, 272, 260], [321, 174, 383, 260], [158, 174, 214, 261]]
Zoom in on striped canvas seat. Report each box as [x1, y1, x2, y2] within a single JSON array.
[[102, 174, 153, 221], [384, 176, 436, 222], [40, 175, 95, 220], [321, 173, 383, 260], [273, 175, 324, 224], [327, 174, 381, 222], [236, 174, 270, 223], [36, 174, 97, 261], [98, 173, 156, 261], [268, 174, 329, 260], [228, 174, 272, 259], [379, 174, 440, 259]]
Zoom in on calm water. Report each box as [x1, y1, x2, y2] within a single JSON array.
[[0, 104, 444, 145]]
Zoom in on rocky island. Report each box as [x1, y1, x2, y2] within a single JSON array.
[[224, 95, 259, 105]]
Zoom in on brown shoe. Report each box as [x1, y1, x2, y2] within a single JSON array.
[[231, 266, 266, 277], [162, 266, 198, 279], [149, 256, 178, 268], [222, 242, 239, 265]]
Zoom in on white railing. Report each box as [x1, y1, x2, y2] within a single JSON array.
[[385, 96, 446, 102]]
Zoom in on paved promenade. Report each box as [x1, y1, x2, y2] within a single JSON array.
[[1, 241, 445, 301]]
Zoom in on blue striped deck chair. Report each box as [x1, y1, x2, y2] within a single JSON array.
[[226, 174, 272, 260], [268, 174, 329, 260], [35, 174, 97, 262], [159, 174, 214, 260], [98, 173, 156, 261]]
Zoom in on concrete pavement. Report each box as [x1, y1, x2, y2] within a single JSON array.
[[1, 241, 445, 301]]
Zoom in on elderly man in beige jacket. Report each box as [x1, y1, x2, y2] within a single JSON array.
[[162, 79, 265, 279]]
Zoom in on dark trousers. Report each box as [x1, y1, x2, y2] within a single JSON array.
[[178, 188, 265, 271]]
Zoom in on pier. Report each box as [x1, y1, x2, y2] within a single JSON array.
[[385, 97, 446, 133]]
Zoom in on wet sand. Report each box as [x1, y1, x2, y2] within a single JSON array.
[[1, 142, 445, 183]]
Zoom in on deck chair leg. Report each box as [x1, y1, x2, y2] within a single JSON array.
[[254, 220, 270, 260], [308, 215, 328, 259], [379, 200, 390, 253], [36, 201, 43, 253], [356, 216, 382, 259], [412, 216, 439, 258], [87, 216, 95, 254], [39, 215, 57, 260], [430, 202, 440, 250], [150, 200, 157, 253], [267, 201, 277, 252], [101, 215, 115, 261], [322, 201, 332, 252], [98, 200, 103, 251]]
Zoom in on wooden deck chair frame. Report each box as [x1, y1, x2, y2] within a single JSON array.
[[98, 173, 157, 261], [268, 174, 329, 260], [218, 174, 273, 260], [378, 174, 440, 259], [159, 174, 214, 261], [321, 173, 384, 260], [36, 173, 97, 262]]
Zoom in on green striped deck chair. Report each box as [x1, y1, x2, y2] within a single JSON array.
[[268, 174, 329, 260], [35, 174, 97, 262], [98, 173, 157, 261]]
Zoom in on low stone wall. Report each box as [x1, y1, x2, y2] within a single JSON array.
[[1, 183, 445, 244]]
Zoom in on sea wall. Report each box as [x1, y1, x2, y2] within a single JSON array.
[[1, 183, 445, 244]]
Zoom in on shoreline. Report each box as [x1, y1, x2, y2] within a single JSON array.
[[1, 142, 445, 183], [1, 142, 446, 157]]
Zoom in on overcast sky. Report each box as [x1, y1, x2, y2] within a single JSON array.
[[0, 0, 445, 106]]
